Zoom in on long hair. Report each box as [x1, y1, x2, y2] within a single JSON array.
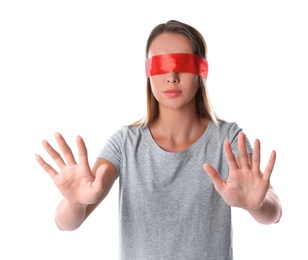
[[131, 20, 224, 127]]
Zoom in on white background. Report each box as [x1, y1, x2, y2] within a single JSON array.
[[1, 0, 307, 259]]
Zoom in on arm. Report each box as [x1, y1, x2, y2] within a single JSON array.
[[246, 184, 282, 224], [35, 133, 118, 231], [203, 131, 282, 225]]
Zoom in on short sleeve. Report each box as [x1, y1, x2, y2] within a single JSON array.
[[227, 122, 253, 158], [98, 126, 126, 174]]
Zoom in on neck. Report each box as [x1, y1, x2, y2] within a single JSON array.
[[155, 109, 200, 135], [149, 107, 209, 152]]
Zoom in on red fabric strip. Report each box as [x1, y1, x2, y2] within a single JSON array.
[[146, 53, 208, 79]]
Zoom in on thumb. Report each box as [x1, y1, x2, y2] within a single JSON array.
[[203, 163, 224, 192], [92, 163, 109, 190]]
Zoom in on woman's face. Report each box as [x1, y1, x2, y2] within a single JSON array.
[[148, 32, 199, 112]]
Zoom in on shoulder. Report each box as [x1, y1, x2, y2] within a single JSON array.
[[109, 125, 148, 142], [211, 121, 241, 135], [123, 125, 147, 136], [208, 121, 244, 144]]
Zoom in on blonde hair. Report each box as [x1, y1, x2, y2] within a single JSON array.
[[131, 20, 224, 128]]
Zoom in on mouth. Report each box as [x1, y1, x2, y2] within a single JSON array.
[[163, 89, 182, 97], [163, 89, 181, 94]]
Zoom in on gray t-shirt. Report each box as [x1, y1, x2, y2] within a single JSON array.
[[98, 121, 253, 260]]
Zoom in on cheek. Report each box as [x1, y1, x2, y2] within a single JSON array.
[[183, 75, 199, 92], [149, 76, 162, 97], [190, 74, 199, 85]]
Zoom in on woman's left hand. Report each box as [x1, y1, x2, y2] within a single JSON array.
[[203, 131, 276, 210]]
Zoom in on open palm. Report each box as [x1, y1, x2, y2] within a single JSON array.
[[203, 131, 276, 210], [35, 133, 107, 205]]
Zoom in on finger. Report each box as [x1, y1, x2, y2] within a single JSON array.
[[42, 139, 66, 168], [76, 135, 89, 166], [35, 153, 59, 179], [252, 138, 261, 172], [237, 131, 250, 169], [223, 139, 239, 171], [203, 163, 224, 193], [55, 132, 77, 165], [263, 150, 276, 181]]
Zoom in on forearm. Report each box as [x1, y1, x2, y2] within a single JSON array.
[[54, 199, 88, 231], [247, 188, 282, 225]]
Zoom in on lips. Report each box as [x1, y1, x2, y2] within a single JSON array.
[[163, 89, 182, 97]]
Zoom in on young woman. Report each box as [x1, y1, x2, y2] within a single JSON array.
[[35, 20, 282, 260]]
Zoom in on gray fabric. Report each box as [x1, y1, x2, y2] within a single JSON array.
[[98, 121, 253, 260]]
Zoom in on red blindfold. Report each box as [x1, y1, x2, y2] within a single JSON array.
[[146, 53, 208, 79]]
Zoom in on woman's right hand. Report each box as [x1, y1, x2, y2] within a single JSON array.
[[35, 132, 107, 206]]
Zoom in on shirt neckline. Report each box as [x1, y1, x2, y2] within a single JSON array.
[[145, 120, 214, 157]]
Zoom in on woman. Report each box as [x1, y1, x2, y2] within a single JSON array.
[[35, 20, 282, 260]]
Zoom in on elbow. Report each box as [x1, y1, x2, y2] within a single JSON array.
[[273, 205, 283, 224], [54, 219, 82, 231]]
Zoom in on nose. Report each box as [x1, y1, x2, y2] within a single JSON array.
[[166, 72, 179, 83]]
